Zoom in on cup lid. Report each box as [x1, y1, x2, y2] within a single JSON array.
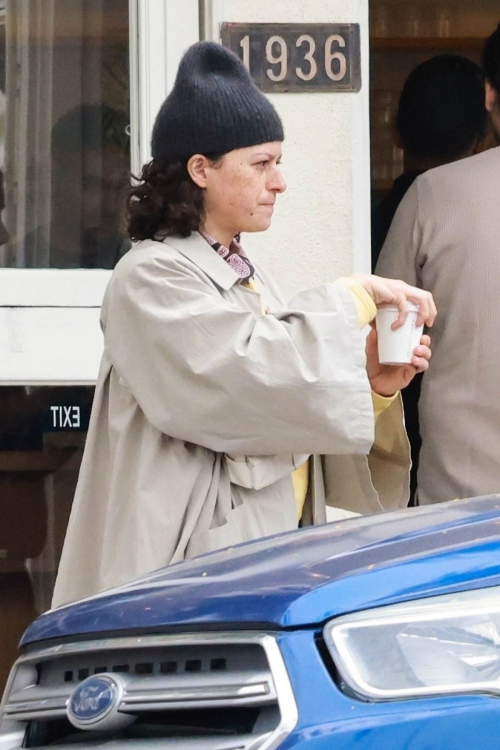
[[377, 303, 420, 313]]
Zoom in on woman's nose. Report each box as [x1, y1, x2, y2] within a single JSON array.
[[268, 166, 287, 194]]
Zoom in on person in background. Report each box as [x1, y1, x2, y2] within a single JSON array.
[[52, 41, 434, 607], [373, 54, 488, 502], [372, 55, 487, 268], [376, 22, 500, 507]]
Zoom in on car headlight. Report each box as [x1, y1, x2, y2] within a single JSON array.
[[323, 586, 500, 701]]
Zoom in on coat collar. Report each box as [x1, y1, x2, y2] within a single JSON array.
[[162, 232, 241, 291]]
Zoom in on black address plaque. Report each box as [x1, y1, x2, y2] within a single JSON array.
[[220, 23, 361, 93]]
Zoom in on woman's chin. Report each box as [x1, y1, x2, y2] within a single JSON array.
[[241, 217, 273, 234]]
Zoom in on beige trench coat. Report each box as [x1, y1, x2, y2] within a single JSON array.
[[52, 234, 410, 607]]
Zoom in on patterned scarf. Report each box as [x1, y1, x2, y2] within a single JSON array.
[[200, 230, 255, 282]]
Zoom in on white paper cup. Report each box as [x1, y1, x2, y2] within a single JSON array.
[[376, 303, 424, 365]]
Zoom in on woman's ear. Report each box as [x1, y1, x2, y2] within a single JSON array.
[[187, 154, 210, 188], [485, 80, 498, 113]]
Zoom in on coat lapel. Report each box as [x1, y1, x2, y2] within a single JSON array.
[[162, 233, 241, 291]]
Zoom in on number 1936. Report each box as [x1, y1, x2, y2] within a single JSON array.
[[221, 23, 361, 93]]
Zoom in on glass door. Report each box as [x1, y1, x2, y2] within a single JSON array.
[[3, 0, 132, 271], [0, 0, 199, 694]]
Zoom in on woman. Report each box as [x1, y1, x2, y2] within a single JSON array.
[[52, 42, 435, 607]]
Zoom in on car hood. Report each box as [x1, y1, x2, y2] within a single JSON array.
[[22, 496, 500, 647]]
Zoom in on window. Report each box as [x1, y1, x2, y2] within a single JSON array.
[[0, 0, 130, 269]]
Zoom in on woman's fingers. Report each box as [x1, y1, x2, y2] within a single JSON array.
[[391, 288, 410, 329], [353, 275, 437, 329], [411, 356, 430, 373], [394, 282, 436, 328], [414, 344, 432, 358], [405, 286, 437, 327], [411, 341, 432, 372]]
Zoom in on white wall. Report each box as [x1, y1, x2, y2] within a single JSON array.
[[210, 0, 371, 297]]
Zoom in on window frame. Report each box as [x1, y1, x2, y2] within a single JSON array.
[[0, 0, 199, 386]]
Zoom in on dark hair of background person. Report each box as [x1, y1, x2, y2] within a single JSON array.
[[482, 20, 500, 94], [397, 55, 487, 165], [126, 154, 224, 241]]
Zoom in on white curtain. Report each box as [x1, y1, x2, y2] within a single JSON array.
[[2, 0, 123, 268], [4, 0, 54, 267]]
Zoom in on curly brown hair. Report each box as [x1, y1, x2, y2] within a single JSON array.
[[126, 155, 223, 241]]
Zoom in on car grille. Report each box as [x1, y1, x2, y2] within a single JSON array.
[[0, 633, 297, 750]]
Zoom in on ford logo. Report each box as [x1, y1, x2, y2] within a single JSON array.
[[67, 674, 133, 731]]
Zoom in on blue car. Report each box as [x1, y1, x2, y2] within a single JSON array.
[[3, 496, 500, 750]]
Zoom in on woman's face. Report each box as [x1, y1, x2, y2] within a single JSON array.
[[189, 141, 286, 239]]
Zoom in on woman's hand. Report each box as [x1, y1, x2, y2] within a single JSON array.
[[366, 328, 432, 397], [354, 275, 437, 329]]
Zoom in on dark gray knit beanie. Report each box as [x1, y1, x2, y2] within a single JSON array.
[[151, 41, 284, 161]]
